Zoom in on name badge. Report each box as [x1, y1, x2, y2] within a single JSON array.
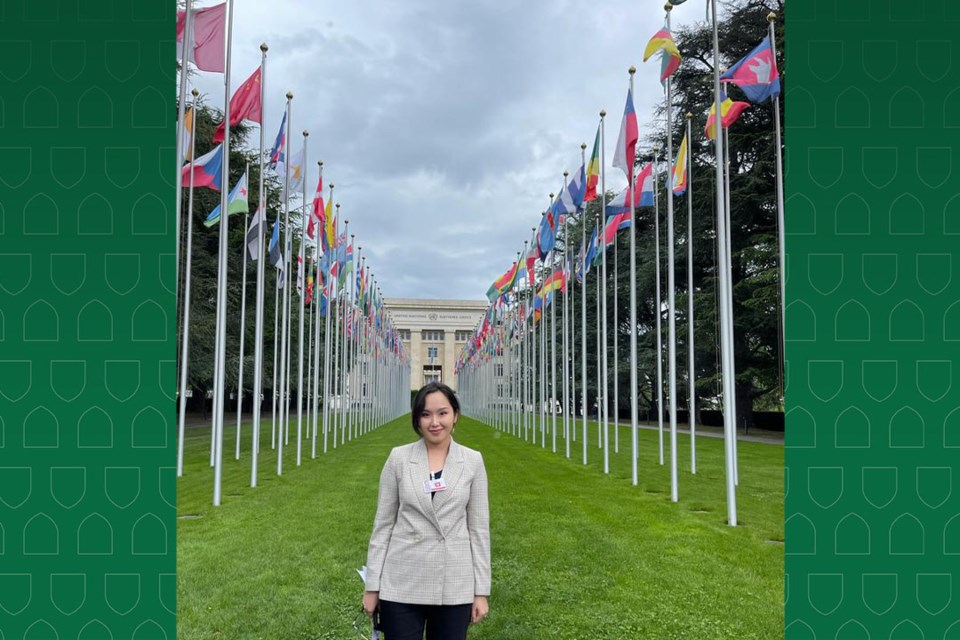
[[423, 477, 447, 493]]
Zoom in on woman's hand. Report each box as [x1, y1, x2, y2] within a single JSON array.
[[362, 591, 380, 618], [471, 595, 489, 624]]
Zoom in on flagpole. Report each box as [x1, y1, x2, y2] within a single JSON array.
[[723, 125, 739, 486], [664, 0, 680, 503], [627, 67, 640, 486], [685, 112, 697, 474], [276, 90, 293, 476], [177, 87, 200, 478], [652, 146, 664, 469], [295, 130, 309, 466], [305, 249, 315, 447], [332, 212, 343, 449], [595, 213, 604, 460], [212, 0, 235, 506], [599, 109, 609, 465], [523, 240, 530, 443], [322, 185, 335, 452], [710, 0, 737, 525], [311, 163, 325, 457], [580, 143, 588, 466], [236, 160, 251, 460], [342, 228, 354, 445], [560, 182, 570, 458], [768, 11, 786, 391], [175, 0, 194, 308], [250, 41, 268, 487], [271, 254, 280, 449]]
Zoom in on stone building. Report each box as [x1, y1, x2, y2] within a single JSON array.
[[383, 298, 488, 391]]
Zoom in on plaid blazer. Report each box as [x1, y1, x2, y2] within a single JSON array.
[[365, 438, 490, 605]]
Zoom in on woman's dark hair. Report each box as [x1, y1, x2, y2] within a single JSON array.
[[411, 381, 460, 435]]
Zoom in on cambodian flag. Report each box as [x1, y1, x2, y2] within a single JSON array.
[[720, 36, 781, 103], [180, 143, 223, 190]]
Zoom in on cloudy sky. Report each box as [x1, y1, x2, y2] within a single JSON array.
[[188, 0, 706, 301]]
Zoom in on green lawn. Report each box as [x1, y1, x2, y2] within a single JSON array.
[[178, 414, 783, 639]]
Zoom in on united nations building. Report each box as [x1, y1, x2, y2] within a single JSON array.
[[383, 298, 488, 391]]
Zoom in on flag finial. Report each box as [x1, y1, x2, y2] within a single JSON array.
[[599, 109, 606, 117], [581, 142, 586, 150], [318, 160, 323, 167], [260, 42, 268, 52], [767, 11, 777, 22], [628, 66, 636, 75], [286, 91, 293, 99], [191, 88, 199, 97], [686, 112, 692, 119], [303, 130, 309, 137], [563, 171, 568, 178], [665, 2, 672, 12]]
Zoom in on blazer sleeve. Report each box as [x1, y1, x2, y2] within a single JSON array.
[[364, 448, 399, 591], [467, 452, 491, 597]]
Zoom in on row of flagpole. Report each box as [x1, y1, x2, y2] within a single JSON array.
[[174, 0, 411, 506], [457, 3, 783, 527]]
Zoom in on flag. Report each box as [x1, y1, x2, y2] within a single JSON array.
[[559, 163, 586, 214], [268, 113, 287, 171], [203, 171, 249, 227], [720, 36, 781, 103], [180, 143, 224, 190], [705, 90, 750, 140], [603, 212, 631, 246], [268, 218, 284, 288], [308, 169, 324, 240], [245, 201, 265, 260], [524, 241, 537, 287], [277, 146, 306, 196], [585, 124, 601, 202], [323, 200, 336, 253], [176, 3, 226, 73], [672, 134, 688, 195], [612, 88, 638, 183], [212, 67, 263, 143], [296, 239, 304, 295], [487, 262, 519, 302], [643, 26, 681, 83], [180, 105, 194, 164], [536, 210, 557, 260], [637, 162, 654, 206]]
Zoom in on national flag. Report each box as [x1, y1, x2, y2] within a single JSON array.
[[559, 163, 586, 214], [637, 162, 654, 206], [296, 239, 304, 296], [672, 134, 688, 195], [245, 200, 265, 260], [612, 88, 638, 183], [323, 200, 336, 253], [176, 3, 226, 73], [268, 113, 287, 171], [268, 217, 284, 287], [180, 143, 224, 190], [705, 90, 750, 140], [487, 262, 519, 302], [308, 169, 324, 240], [536, 209, 557, 260], [212, 67, 263, 143], [720, 36, 781, 103], [276, 146, 306, 197], [203, 170, 249, 227], [585, 124, 601, 202], [180, 105, 194, 164], [524, 241, 537, 287], [603, 212, 631, 246], [643, 26, 682, 83]]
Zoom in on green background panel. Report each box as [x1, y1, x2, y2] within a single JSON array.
[[785, 0, 960, 636], [0, 0, 175, 637]]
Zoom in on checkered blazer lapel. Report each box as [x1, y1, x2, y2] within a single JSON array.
[[409, 438, 443, 534], [431, 439, 465, 517]]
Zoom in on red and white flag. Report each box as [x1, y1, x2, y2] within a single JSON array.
[[176, 3, 226, 73]]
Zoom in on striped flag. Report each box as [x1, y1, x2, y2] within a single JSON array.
[[672, 134, 688, 195], [585, 124, 601, 202], [612, 88, 638, 183]]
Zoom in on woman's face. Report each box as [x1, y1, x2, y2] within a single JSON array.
[[419, 391, 457, 448]]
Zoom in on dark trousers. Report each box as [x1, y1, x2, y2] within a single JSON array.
[[379, 599, 472, 640]]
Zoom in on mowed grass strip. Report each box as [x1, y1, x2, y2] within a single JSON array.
[[178, 414, 783, 639]]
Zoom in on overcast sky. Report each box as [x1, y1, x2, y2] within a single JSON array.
[[188, 0, 706, 302]]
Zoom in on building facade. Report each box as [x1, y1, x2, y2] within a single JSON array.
[[383, 298, 488, 391]]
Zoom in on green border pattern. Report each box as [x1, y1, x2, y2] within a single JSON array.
[[0, 0, 175, 636], [786, 0, 960, 636]]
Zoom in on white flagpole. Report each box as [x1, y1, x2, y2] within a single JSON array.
[[341, 229, 353, 445], [653, 146, 664, 468], [295, 130, 308, 466], [177, 87, 200, 478], [251, 43, 268, 488], [175, 0, 194, 306], [724, 126, 739, 486], [550, 198, 558, 454], [305, 249, 315, 447], [768, 11, 786, 378], [685, 112, 697, 474], [212, 0, 235, 507], [271, 258, 280, 449], [580, 143, 588, 466], [665, 2, 679, 503], [235, 160, 250, 461], [311, 168, 324, 457], [561, 180, 570, 459], [322, 186, 335, 452], [599, 109, 608, 462], [627, 67, 639, 487], [523, 240, 530, 443], [612, 180, 619, 457], [276, 91, 293, 476], [710, 0, 737, 525]]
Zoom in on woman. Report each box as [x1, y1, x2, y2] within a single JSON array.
[[363, 381, 490, 639]]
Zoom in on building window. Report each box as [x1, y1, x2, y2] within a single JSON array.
[[398, 329, 411, 341], [455, 330, 471, 342], [497, 384, 503, 397], [424, 365, 442, 385], [422, 330, 444, 342], [495, 363, 504, 376], [427, 346, 439, 359]]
